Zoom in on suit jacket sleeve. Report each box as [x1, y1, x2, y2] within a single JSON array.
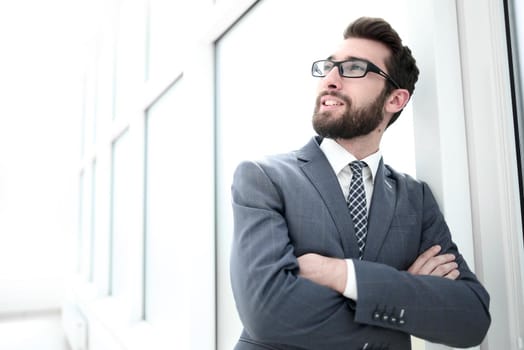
[[353, 182, 491, 347], [230, 160, 490, 348], [230, 160, 405, 349]]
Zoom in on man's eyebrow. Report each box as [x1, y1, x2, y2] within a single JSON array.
[[326, 55, 365, 61]]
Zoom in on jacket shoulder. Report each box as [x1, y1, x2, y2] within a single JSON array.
[[384, 163, 423, 187]]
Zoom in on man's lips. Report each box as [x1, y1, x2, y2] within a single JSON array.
[[320, 95, 345, 108]]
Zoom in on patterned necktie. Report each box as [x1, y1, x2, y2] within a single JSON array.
[[348, 161, 368, 259]]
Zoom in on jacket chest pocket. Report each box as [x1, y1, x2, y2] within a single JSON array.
[[376, 214, 420, 269]]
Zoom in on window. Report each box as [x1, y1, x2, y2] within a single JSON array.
[[92, 155, 112, 296], [110, 130, 142, 317], [146, 0, 188, 82], [114, 0, 146, 121], [95, 24, 116, 122], [215, 1, 415, 348], [89, 160, 97, 282], [143, 77, 192, 347], [78, 170, 86, 276], [506, 0, 524, 235], [82, 62, 97, 155]]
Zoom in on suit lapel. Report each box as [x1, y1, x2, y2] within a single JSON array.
[[363, 159, 396, 261], [297, 137, 360, 258]]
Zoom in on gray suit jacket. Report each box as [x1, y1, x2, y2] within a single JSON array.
[[230, 137, 490, 350]]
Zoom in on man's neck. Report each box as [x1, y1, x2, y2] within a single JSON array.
[[334, 136, 380, 160]]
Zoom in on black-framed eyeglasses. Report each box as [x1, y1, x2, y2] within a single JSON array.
[[311, 58, 401, 89]]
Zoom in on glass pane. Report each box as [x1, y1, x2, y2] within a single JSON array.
[[77, 171, 85, 275], [114, 0, 146, 121], [508, 0, 524, 286], [146, 0, 211, 81], [96, 27, 116, 122], [144, 78, 191, 347], [512, 0, 524, 123], [79, 167, 92, 282], [82, 62, 96, 154], [110, 131, 137, 303], [89, 160, 96, 282], [215, 0, 415, 348], [382, 103, 416, 176], [92, 156, 111, 295], [147, 0, 184, 81]]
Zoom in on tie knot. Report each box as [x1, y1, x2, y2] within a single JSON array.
[[349, 161, 367, 174]]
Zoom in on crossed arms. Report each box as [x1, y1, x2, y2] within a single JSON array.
[[230, 160, 491, 349], [298, 244, 460, 298]]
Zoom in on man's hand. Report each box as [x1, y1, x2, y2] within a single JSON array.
[[297, 253, 347, 294], [408, 245, 460, 280], [298, 245, 458, 296]]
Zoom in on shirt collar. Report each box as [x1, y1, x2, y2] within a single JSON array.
[[319, 138, 381, 182]]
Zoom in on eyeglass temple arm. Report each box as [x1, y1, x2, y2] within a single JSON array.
[[372, 66, 401, 89]]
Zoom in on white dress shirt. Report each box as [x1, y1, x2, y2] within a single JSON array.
[[319, 138, 382, 300]]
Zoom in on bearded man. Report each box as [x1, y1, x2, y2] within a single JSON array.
[[230, 16, 490, 350]]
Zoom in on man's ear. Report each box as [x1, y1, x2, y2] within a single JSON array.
[[385, 89, 410, 114]]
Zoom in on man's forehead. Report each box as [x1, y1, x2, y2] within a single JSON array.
[[327, 54, 366, 62], [330, 37, 390, 65]]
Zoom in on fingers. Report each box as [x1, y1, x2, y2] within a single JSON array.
[[408, 245, 441, 274], [445, 269, 460, 280], [418, 253, 457, 276], [408, 245, 461, 280]]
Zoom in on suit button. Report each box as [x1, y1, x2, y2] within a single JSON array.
[[373, 312, 381, 320], [390, 316, 397, 323], [397, 308, 406, 325], [382, 314, 389, 321]]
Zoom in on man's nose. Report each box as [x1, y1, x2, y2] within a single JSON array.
[[322, 66, 343, 90]]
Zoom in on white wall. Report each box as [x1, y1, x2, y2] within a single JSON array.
[[457, 1, 524, 348], [0, 1, 84, 314]]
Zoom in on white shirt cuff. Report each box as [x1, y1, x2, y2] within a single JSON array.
[[343, 259, 358, 300]]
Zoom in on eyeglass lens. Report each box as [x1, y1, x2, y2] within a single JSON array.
[[313, 60, 369, 78]]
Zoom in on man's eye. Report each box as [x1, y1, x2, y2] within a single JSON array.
[[346, 63, 366, 72], [322, 63, 334, 71]]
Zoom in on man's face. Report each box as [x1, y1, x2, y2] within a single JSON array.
[[312, 38, 392, 140]]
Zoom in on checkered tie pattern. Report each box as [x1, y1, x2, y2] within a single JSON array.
[[348, 161, 368, 259]]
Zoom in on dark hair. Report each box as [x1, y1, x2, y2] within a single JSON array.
[[344, 17, 419, 126]]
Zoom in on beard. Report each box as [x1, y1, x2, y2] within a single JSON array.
[[312, 89, 388, 140]]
